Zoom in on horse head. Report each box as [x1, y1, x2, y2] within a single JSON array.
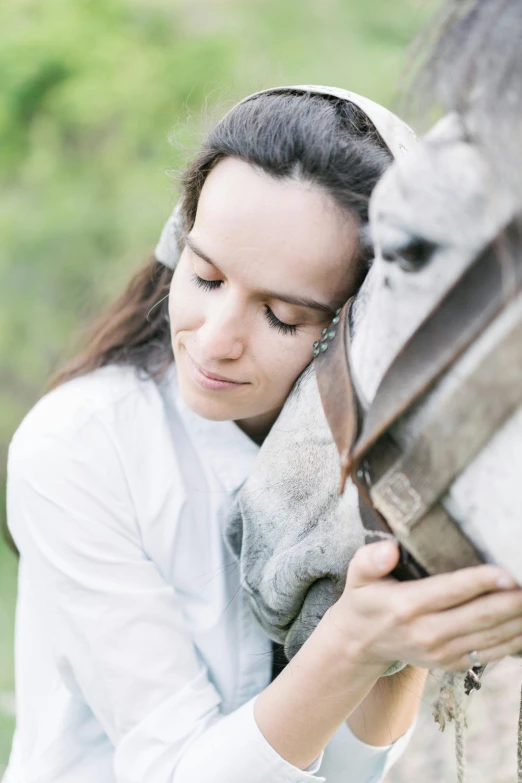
[[226, 0, 522, 660]]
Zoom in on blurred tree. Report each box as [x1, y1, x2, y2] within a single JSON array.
[[0, 0, 238, 459]]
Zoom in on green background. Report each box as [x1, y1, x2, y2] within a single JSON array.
[[0, 0, 434, 772]]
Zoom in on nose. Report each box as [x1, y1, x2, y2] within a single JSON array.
[[198, 296, 246, 362]]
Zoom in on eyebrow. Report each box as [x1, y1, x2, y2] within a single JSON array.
[[185, 234, 336, 315]]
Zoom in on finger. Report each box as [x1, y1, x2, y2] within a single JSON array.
[[347, 541, 400, 589], [433, 615, 522, 666], [444, 632, 522, 671], [398, 565, 517, 614], [432, 589, 522, 643]]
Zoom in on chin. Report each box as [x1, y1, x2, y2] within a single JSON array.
[[176, 377, 237, 422]]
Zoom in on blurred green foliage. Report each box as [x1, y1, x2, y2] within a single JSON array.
[[0, 0, 434, 771]]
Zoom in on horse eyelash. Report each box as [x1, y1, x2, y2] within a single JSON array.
[[190, 273, 298, 336]]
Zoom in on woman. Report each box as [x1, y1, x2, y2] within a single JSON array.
[[5, 86, 522, 783]]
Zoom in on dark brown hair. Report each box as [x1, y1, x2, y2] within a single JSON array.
[[50, 90, 393, 389]]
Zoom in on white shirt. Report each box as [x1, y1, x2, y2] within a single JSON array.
[[5, 364, 412, 783]]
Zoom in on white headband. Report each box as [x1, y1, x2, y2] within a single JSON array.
[[154, 84, 417, 270], [154, 200, 184, 270]]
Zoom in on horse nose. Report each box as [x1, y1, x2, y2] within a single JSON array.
[[284, 576, 343, 659]]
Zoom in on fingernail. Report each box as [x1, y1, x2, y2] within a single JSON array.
[[497, 574, 517, 589], [372, 541, 395, 568]]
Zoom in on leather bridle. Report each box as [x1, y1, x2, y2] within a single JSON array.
[[315, 225, 522, 580]]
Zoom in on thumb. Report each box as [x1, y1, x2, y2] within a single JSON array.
[[348, 541, 400, 589]]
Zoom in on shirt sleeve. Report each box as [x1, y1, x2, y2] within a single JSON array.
[[7, 413, 411, 783], [318, 720, 415, 783]]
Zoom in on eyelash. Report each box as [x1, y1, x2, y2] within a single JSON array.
[[263, 306, 297, 336], [191, 273, 221, 292], [191, 273, 298, 336]]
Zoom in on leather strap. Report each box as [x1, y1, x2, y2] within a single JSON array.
[[371, 304, 522, 528], [315, 227, 522, 578], [366, 294, 522, 574], [352, 227, 522, 471], [314, 299, 360, 491], [315, 300, 428, 579]]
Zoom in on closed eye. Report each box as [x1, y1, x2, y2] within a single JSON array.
[[191, 273, 298, 336], [191, 273, 222, 291], [264, 306, 297, 336]]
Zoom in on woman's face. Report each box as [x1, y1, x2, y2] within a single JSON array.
[[169, 157, 359, 440]]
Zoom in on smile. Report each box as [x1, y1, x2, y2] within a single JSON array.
[[187, 353, 248, 391]]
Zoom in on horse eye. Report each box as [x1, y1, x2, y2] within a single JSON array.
[[382, 237, 436, 272]]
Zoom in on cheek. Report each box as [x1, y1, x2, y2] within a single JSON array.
[[256, 332, 316, 394]]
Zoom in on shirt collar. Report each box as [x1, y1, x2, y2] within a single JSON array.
[[165, 364, 260, 493]]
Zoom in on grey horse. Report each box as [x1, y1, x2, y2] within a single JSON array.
[[225, 0, 522, 661]]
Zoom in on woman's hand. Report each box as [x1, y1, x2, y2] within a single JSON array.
[[327, 540, 522, 672]]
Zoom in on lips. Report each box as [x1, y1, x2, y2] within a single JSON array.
[[192, 359, 243, 384], [185, 350, 248, 391]]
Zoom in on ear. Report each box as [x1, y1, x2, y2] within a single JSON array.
[[154, 199, 184, 270]]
